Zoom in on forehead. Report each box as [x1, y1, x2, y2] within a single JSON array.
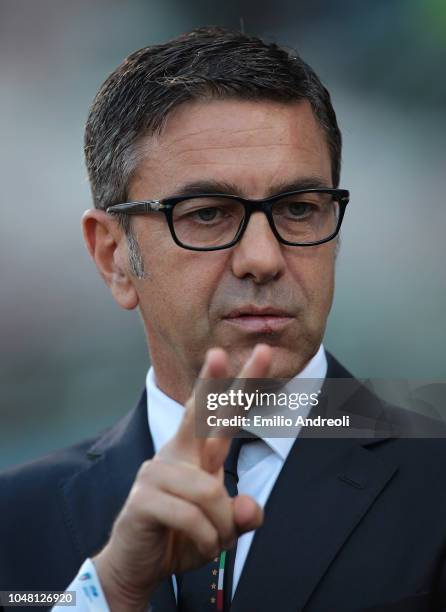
[[129, 98, 332, 200]]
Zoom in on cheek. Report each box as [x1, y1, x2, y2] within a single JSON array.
[[310, 253, 335, 313], [143, 248, 225, 323], [288, 247, 335, 311]]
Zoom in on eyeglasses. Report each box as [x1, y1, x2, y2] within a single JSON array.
[[106, 188, 350, 251]]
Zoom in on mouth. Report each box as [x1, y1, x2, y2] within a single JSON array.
[[223, 306, 294, 333]]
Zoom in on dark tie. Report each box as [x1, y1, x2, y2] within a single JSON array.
[[176, 436, 257, 611]]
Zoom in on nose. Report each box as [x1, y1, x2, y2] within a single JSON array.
[[231, 211, 286, 283]]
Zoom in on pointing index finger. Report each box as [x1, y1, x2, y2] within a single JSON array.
[[201, 343, 273, 472], [167, 347, 229, 463], [162, 343, 273, 472], [239, 343, 273, 378]]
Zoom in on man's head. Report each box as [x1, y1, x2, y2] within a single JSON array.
[[82, 27, 345, 402]]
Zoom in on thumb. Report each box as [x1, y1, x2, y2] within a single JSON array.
[[233, 495, 264, 534]]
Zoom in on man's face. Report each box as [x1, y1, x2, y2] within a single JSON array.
[[127, 99, 335, 399]]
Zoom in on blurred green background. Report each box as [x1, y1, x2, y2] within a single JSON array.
[[1, 0, 445, 469]]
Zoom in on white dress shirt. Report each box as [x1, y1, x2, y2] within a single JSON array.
[[55, 345, 327, 611]]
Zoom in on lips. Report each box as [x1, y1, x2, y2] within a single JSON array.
[[223, 306, 293, 333]]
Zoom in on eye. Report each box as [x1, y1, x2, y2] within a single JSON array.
[[274, 200, 318, 220], [287, 202, 315, 218], [194, 207, 220, 222], [174, 197, 241, 225]]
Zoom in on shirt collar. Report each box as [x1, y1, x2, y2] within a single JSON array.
[[146, 344, 327, 460], [262, 344, 327, 460]]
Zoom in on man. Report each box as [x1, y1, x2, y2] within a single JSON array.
[[1, 27, 445, 612]]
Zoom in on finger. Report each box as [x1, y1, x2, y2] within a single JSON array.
[[201, 438, 231, 475], [233, 494, 264, 534], [175, 348, 228, 458], [127, 486, 221, 561], [239, 343, 273, 379], [159, 348, 229, 473], [144, 460, 237, 549], [202, 344, 274, 468], [162, 344, 272, 474]]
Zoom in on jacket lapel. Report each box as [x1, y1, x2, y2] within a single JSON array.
[[231, 436, 397, 612], [231, 353, 399, 612], [60, 389, 176, 612]]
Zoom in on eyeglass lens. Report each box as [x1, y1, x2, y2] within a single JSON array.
[[171, 192, 340, 248]]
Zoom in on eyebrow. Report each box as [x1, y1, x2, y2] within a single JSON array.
[[169, 176, 332, 200]]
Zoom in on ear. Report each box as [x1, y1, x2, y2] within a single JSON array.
[[82, 209, 139, 310]]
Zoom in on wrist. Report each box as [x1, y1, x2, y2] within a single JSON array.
[[92, 549, 154, 612]]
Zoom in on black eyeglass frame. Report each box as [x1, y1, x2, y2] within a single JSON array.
[[106, 188, 350, 251]]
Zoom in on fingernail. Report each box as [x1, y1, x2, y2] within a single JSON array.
[[203, 349, 214, 368], [206, 347, 220, 361]]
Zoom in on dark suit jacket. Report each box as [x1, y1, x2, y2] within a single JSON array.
[[1, 353, 446, 611]]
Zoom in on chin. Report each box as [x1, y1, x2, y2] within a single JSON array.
[[228, 345, 310, 380], [269, 358, 306, 380]]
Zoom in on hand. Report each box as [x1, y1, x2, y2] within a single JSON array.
[[92, 343, 272, 612]]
